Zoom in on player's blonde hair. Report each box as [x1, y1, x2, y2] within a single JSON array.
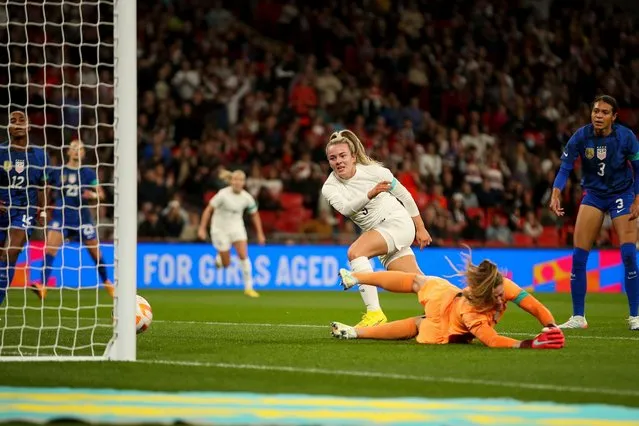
[[446, 249, 503, 313], [326, 129, 381, 166], [219, 169, 246, 185]]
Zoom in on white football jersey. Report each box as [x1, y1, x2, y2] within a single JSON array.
[[322, 163, 411, 231], [209, 187, 257, 231]]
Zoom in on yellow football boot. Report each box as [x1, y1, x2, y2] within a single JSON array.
[[355, 310, 387, 327], [244, 289, 260, 298]]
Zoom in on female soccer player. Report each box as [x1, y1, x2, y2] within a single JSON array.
[[40, 139, 114, 298], [331, 256, 565, 349], [0, 111, 49, 304], [198, 169, 265, 298], [549, 95, 639, 330], [322, 130, 432, 327]]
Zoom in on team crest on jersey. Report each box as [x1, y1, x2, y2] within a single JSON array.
[[597, 146, 607, 160], [585, 148, 595, 160], [68, 173, 77, 184], [14, 160, 25, 174], [2, 161, 11, 172]]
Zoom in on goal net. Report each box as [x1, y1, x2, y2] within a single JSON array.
[[0, 0, 136, 361]]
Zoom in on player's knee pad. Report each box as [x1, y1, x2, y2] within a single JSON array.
[[621, 243, 637, 269], [572, 247, 589, 271]]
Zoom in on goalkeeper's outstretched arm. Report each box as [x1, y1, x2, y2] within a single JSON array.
[[468, 320, 565, 349], [504, 279, 557, 327]]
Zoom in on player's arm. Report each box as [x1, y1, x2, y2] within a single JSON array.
[[37, 180, 47, 226], [465, 314, 564, 349], [83, 169, 104, 202], [625, 130, 639, 219], [37, 156, 51, 225], [550, 129, 580, 216], [382, 167, 432, 248], [198, 203, 214, 240], [246, 195, 265, 245], [504, 279, 556, 327], [321, 183, 371, 217]]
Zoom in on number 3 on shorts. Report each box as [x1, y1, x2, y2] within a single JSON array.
[[616, 198, 624, 210], [598, 163, 605, 176]]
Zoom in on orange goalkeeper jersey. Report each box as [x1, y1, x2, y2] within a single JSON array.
[[415, 276, 555, 348]]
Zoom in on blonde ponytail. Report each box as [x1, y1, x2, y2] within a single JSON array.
[[326, 129, 381, 166], [219, 168, 246, 186], [219, 169, 233, 184]]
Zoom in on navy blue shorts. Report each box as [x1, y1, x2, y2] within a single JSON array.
[[581, 188, 636, 219], [48, 218, 97, 243], [0, 207, 37, 243]]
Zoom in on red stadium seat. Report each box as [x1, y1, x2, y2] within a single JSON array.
[[485, 240, 507, 248], [259, 211, 279, 233], [275, 215, 302, 233], [203, 191, 217, 205], [466, 207, 485, 226], [537, 227, 560, 247], [279, 192, 304, 209], [513, 233, 534, 247], [415, 192, 429, 210]]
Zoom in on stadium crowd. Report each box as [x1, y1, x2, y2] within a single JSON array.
[[2, 0, 639, 247]]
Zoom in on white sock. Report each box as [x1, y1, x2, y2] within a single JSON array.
[[350, 256, 381, 312], [215, 254, 223, 268], [239, 258, 253, 291]]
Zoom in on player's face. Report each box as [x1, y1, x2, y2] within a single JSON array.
[[230, 173, 245, 192], [68, 141, 85, 162], [327, 143, 356, 179], [591, 101, 616, 132], [8, 112, 28, 138]]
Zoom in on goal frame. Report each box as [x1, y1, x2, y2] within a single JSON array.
[[0, 0, 137, 362]]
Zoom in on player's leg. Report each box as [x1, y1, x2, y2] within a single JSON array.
[[232, 239, 258, 298], [211, 231, 231, 268], [0, 227, 29, 305], [331, 316, 422, 340], [32, 228, 63, 300], [339, 267, 426, 293], [346, 230, 390, 326], [386, 247, 423, 275], [609, 191, 639, 330], [559, 200, 605, 329], [82, 226, 114, 297]]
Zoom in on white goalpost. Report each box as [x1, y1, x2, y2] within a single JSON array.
[[0, 0, 136, 361]]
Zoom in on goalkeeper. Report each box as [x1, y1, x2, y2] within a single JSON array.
[[331, 253, 565, 349], [0, 111, 49, 305]]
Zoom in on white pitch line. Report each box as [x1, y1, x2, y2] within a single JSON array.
[[139, 359, 639, 398], [152, 320, 639, 341], [154, 320, 324, 329], [5, 315, 639, 340]]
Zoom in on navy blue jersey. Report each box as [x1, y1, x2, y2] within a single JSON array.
[[561, 124, 639, 196], [0, 142, 48, 208], [48, 166, 98, 225]]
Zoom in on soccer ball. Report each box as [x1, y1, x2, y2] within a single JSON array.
[[136, 295, 153, 334]]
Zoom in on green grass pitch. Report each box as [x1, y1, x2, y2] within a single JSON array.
[[0, 289, 638, 409]]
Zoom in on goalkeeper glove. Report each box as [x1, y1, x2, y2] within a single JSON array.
[[520, 328, 565, 349]]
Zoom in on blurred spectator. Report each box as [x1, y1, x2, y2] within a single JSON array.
[[139, 206, 168, 241], [522, 211, 544, 241], [486, 216, 513, 245], [161, 199, 188, 238], [3, 0, 636, 246]]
